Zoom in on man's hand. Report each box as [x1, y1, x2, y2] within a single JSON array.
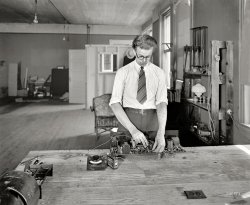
[[131, 130, 148, 148], [110, 103, 149, 148], [152, 132, 166, 153]]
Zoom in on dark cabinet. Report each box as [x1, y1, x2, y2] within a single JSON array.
[[51, 68, 69, 98]]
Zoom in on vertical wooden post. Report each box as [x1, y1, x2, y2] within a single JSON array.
[[225, 41, 234, 144], [211, 41, 225, 144], [220, 49, 227, 143]]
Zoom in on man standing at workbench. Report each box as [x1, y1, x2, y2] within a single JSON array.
[[109, 34, 168, 153]]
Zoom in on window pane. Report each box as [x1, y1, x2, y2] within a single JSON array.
[[164, 15, 171, 46], [104, 54, 111, 71], [162, 10, 171, 89], [113, 54, 117, 72]]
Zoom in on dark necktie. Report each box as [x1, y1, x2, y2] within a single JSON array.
[[137, 66, 147, 104]]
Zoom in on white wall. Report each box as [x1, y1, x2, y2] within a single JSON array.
[[175, 1, 191, 80], [86, 45, 131, 108]]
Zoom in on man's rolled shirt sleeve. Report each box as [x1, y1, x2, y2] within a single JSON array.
[[155, 70, 168, 105], [109, 68, 125, 106]]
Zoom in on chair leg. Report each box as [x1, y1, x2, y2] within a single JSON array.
[[96, 128, 111, 141], [96, 128, 107, 140], [95, 128, 99, 138]]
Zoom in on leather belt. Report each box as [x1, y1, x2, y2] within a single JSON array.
[[124, 107, 156, 115]]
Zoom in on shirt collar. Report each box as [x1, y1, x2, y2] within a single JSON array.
[[134, 61, 150, 72]]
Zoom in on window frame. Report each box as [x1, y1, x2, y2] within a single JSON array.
[[239, 0, 250, 128], [98, 52, 118, 73], [160, 7, 173, 89]]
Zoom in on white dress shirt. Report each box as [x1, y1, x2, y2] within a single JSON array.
[[110, 60, 168, 109]]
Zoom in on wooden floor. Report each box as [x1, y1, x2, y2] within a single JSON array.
[[0, 101, 110, 175]]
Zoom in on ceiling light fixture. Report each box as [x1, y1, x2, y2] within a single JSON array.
[[63, 19, 66, 40], [62, 20, 69, 41], [33, 0, 38, 24], [63, 22, 66, 41]]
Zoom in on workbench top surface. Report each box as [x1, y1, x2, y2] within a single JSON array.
[[18, 145, 250, 205]]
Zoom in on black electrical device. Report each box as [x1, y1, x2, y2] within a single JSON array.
[[184, 190, 207, 199], [87, 155, 107, 171], [107, 154, 119, 169], [110, 132, 155, 155], [110, 131, 185, 157]]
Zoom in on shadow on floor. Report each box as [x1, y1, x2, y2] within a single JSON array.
[[0, 102, 31, 114]]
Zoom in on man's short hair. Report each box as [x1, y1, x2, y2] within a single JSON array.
[[132, 35, 158, 50]]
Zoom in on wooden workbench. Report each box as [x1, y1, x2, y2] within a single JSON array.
[[17, 145, 250, 205]]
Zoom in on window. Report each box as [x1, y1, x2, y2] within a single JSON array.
[[239, 0, 250, 128], [161, 8, 172, 89], [98, 52, 118, 73]]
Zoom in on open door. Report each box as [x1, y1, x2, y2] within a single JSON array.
[[69, 49, 86, 106]]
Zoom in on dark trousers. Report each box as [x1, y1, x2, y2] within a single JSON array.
[[118, 107, 159, 139]]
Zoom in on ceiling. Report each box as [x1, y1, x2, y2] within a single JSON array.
[[0, 0, 164, 27]]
